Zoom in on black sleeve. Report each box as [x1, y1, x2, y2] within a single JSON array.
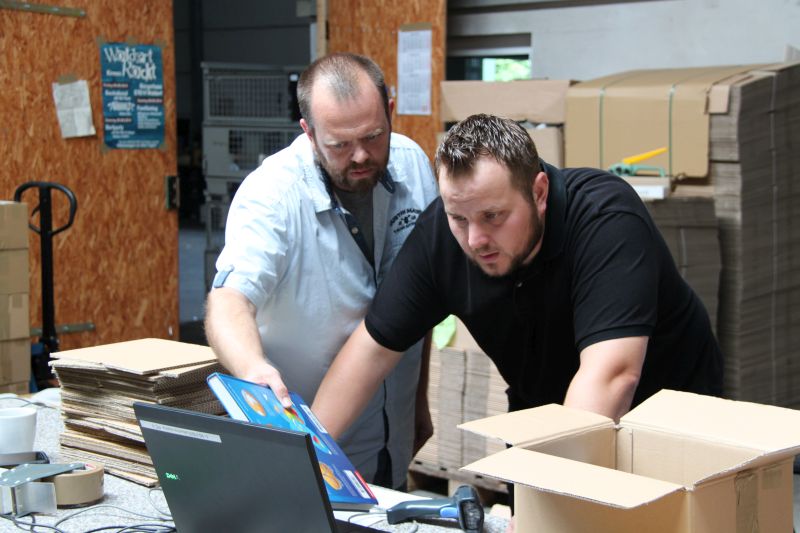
[[366, 208, 449, 352], [571, 211, 659, 351]]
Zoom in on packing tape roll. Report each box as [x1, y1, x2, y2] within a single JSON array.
[[49, 462, 104, 507]]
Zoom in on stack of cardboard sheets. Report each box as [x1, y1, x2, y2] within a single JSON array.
[[413, 346, 464, 472], [412, 322, 508, 492], [461, 350, 508, 466], [645, 193, 722, 331], [51, 338, 223, 486], [707, 63, 800, 405]]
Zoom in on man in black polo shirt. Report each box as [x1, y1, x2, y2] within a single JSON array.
[[307, 113, 723, 439]]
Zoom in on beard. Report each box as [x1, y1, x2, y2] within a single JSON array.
[[314, 147, 389, 194], [470, 205, 545, 278]]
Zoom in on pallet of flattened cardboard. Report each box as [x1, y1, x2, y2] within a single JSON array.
[[461, 390, 800, 533], [411, 345, 508, 494], [0, 201, 30, 393], [51, 338, 224, 486], [566, 62, 800, 408]]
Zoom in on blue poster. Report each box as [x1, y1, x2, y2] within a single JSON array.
[[100, 43, 164, 149]]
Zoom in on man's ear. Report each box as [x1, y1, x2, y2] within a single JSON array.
[[300, 118, 313, 142], [532, 171, 549, 214], [388, 98, 395, 124]]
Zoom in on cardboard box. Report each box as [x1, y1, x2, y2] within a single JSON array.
[[565, 64, 781, 178], [460, 390, 800, 533], [0, 201, 29, 250], [440, 79, 573, 124], [0, 293, 29, 341], [0, 381, 28, 394], [0, 249, 29, 294], [526, 126, 563, 168], [0, 338, 30, 384]]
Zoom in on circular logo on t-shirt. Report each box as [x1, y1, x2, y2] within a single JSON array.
[[390, 208, 421, 234]]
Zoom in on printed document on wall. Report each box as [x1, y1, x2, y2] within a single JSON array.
[[397, 24, 432, 116], [52, 80, 96, 138]]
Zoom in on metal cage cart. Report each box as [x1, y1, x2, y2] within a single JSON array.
[[202, 62, 304, 289]]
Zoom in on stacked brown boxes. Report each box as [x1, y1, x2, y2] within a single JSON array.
[[0, 201, 30, 394], [566, 62, 800, 407]]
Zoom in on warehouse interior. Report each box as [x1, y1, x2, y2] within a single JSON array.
[[2, 0, 800, 531]]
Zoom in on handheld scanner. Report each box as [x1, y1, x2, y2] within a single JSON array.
[[386, 484, 484, 532]]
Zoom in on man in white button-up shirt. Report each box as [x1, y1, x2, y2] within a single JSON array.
[[205, 53, 439, 490]]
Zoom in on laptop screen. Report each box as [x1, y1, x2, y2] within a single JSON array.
[[134, 402, 342, 533]]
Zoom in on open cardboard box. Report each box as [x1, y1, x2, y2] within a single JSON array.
[[459, 390, 800, 532]]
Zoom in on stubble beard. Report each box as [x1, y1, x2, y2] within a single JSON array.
[[314, 148, 388, 194], [471, 208, 544, 278]]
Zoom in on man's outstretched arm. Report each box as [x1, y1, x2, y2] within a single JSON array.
[[205, 287, 292, 407], [312, 320, 402, 439], [563, 336, 647, 422]]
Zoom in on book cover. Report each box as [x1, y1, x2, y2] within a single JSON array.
[[206, 372, 378, 510]]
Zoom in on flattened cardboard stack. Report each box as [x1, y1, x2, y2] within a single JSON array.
[[412, 346, 464, 471], [462, 350, 508, 466], [708, 63, 800, 405], [51, 339, 223, 486], [412, 321, 509, 492], [645, 194, 721, 331], [0, 201, 30, 394]]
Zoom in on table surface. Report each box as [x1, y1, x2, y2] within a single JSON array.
[[1, 391, 510, 532]]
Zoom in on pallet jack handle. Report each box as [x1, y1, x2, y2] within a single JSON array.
[[13, 181, 78, 388]]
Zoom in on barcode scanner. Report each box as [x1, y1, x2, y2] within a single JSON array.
[[386, 484, 484, 532]]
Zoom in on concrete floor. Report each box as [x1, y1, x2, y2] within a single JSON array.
[[178, 226, 800, 529]]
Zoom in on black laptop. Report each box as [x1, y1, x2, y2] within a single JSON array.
[[134, 403, 383, 533]]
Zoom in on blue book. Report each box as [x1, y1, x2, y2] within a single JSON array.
[[206, 372, 378, 510]]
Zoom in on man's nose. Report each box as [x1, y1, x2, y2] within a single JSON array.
[[467, 224, 489, 250], [351, 143, 368, 164]]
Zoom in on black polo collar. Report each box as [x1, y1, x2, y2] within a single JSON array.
[[513, 160, 566, 283], [537, 161, 567, 263]]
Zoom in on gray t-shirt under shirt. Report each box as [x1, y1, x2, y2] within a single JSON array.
[[336, 188, 375, 262]]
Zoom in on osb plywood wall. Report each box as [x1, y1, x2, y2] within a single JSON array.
[[327, 0, 446, 161], [0, 1, 178, 350]]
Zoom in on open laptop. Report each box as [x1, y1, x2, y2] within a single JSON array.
[[134, 403, 383, 533]]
